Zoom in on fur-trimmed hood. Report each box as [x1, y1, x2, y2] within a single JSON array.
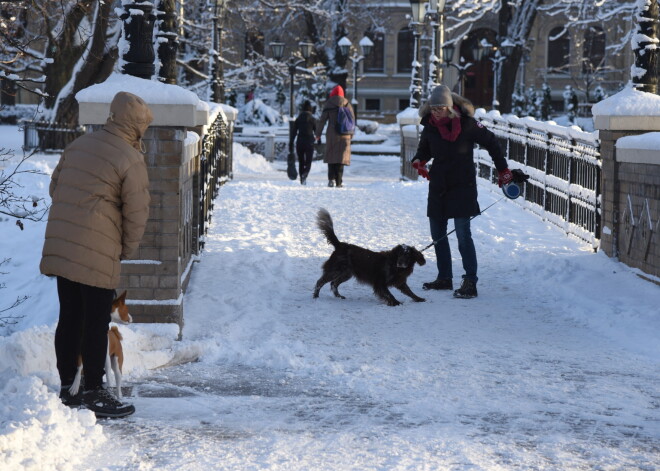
[[418, 92, 475, 118]]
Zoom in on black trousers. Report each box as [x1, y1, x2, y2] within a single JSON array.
[[327, 163, 345, 186], [55, 276, 114, 390], [296, 141, 314, 179]]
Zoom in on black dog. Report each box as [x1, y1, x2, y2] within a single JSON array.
[[313, 208, 426, 306]]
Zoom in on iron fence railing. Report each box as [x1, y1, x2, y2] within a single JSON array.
[[400, 112, 601, 248], [22, 120, 87, 152], [196, 111, 233, 252]]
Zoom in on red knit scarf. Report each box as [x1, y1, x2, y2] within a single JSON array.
[[430, 112, 462, 142]]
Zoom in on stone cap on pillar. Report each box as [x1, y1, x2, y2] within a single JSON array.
[[593, 84, 660, 131], [76, 73, 209, 127]]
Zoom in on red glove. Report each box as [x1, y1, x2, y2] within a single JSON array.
[[498, 168, 513, 187], [412, 160, 430, 180]]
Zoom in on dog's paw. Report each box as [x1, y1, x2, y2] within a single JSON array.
[[414, 297, 426, 302], [387, 299, 402, 306]]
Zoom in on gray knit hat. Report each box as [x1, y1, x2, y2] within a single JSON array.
[[429, 85, 453, 107]]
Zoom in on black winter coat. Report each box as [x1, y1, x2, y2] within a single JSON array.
[[412, 96, 508, 220], [291, 111, 317, 145]]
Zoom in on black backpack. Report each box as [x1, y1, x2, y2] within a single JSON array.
[[334, 105, 355, 135]]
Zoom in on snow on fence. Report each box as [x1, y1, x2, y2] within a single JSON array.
[[401, 111, 601, 248], [197, 111, 233, 251]]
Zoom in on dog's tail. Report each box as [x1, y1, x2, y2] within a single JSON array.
[[317, 208, 341, 248]]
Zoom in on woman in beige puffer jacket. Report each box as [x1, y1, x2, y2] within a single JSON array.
[[40, 91, 152, 288], [41, 91, 152, 416]]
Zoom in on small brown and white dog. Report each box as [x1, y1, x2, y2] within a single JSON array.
[[313, 208, 426, 306], [69, 291, 132, 399]]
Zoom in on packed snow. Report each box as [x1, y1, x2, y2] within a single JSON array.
[[1, 124, 658, 470]]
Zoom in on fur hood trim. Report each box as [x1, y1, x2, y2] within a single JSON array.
[[418, 92, 475, 118]]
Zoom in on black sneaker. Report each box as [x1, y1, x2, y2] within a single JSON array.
[[422, 278, 453, 291], [59, 385, 83, 407], [82, 388, 135, 418], [453, 279, 478, 299]]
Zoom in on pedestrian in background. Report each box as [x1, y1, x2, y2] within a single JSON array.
[[40, 91, 153, 418], [411, 85, 513, 299], [290, 100, 317, 185], [315, 85, 353, 188]]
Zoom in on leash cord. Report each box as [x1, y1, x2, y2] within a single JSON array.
[[420, 196, 506, 252]]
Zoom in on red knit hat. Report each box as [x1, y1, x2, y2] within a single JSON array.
[[329, 85, 344, 97]]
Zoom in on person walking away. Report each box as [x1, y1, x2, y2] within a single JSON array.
[[411, 85, 513, 299], [315, 85, 353, 188], [40, 91, 153, 418], [290, 100, 317, 185]]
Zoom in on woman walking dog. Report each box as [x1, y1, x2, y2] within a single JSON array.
[[411, 85, 514, 299]]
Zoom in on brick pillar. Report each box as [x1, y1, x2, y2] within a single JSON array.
[[76, 75, 212, 339]]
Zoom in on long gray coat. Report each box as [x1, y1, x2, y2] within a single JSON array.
[[315, 95, 353, 165]]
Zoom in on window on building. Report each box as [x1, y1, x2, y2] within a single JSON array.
[[363, 30, 385, 73], [365, 98, 381, 111], [397, 27, 414, 73], [245, 31, 264, 60], [399, 98, 409, 110], [582, 26, 605, 74], [547, 27, 570, 73]]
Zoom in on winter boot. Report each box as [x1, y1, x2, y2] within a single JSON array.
[[59, 385, 83, 407], [453, 279, 478, 299], [82, 388, 135, 418], [422, 278, 453, 291], [328, 180, 335, 187]]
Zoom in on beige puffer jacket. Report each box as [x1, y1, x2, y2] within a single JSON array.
[[40, 91, 153, 289]]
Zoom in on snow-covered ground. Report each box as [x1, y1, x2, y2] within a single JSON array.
[[1, 124, 658, 470]]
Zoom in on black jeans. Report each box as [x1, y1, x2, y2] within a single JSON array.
[[327, 163, 345, 186], [296, 141, 314, 179], [55, 276, 114, 390]]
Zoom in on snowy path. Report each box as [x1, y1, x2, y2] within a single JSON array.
[[90, 154, 658, 470]]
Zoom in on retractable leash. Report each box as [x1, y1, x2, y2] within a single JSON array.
[[419, 180, 522, 253]]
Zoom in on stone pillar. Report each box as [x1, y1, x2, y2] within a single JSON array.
[[76, 75, 211, 339], [593, 89, 660, 279]]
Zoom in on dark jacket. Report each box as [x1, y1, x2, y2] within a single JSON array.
[[40, 92, 153, 289], [412, 94, 507, 220], [291, 110, 317, 146], [315, 95, 353, 165]]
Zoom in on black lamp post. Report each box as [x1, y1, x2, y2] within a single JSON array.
[[120, 2, 156, 79], [210, 0, 227, 102], [440, 42, 476, 95], [426, 0, 447, 92], [338, 35, 373, 122], [156, 0, 179, 85], [633, 0, 659, 94], [270, 40, 314, 180], [486, 39, 514, 110], [408, 0, 426, 108]]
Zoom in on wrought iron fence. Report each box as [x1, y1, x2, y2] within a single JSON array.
[[22, 120, 86, 152], [400, 113, 601, 248], [474, 111, 601, 248], [196, 111, 233, 252]]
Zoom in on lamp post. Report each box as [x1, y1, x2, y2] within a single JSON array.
[[440, 42, 484, 95], [408, 0, 426, 107], [209, 0, 226, 102], [270, 40, 314, 180], [338, 35, 373, 123], [632, 0, 659, 94], [426, 0, 447, 92], [483, 38, 514, 110]]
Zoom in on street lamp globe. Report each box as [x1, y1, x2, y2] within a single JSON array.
[[299, 41, 314, 60], [442, 42, 455, 63], [408, 0, 426, 24], [359, 36, 374, 57], [269, 41, 285, 60], [338, 36, 352, 56]]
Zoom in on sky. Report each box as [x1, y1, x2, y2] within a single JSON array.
[[0, 120, 659, 471]]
